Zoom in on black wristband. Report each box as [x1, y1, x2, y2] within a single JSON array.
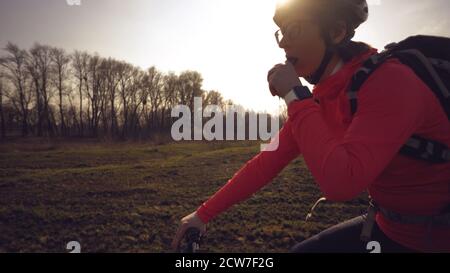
[[293, 85, 313, 100]]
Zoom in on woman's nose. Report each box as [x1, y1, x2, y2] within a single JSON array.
[[279, 36, 288, 49]]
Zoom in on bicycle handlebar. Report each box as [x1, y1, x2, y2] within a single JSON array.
[[180, 227, 202, 253]]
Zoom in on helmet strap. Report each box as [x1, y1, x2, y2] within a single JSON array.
[[304, 47, 334, 85], [304, 25, 351, 85]]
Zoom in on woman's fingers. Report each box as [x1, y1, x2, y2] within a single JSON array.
[[171, 222, 187, 251], [171, 211, 207, 252], [267, 64, 284, 81], [268, 64, 284, 96], [269, 84, 278, 96]]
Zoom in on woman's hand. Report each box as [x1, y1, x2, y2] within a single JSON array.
[[171, 211, 207, 252], [267, 61, 302, 97]]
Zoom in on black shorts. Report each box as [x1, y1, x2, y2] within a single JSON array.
[[290, 215, 414, 253]]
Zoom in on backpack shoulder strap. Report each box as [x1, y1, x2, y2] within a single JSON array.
[[346, 49, 450, 164], [347, 52, 391, 115], [347, 47, 450, 118]]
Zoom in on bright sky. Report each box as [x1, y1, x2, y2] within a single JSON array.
[[1, 0, 449, 114]]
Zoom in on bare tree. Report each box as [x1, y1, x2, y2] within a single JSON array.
[[143, 66, 163, 129], [26, 47, 43, 136], [117, 61, 134, 139], [66, 88, 79, 134], [161, 72, 179, 129], [178, 71, 204, 112], [30, 43, 54, 136], [72, 50, 89, 136], [126, 68, 145, 138], [85, 54, 102, 137], [51, 47, 70, 136], [102, 58, 120, 137], [0, 42, 32, 136], [97, 59, 109, 136], [0, 71, 6, 139], [204, 90, 224, 106]]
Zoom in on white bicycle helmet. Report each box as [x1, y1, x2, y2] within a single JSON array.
[[274, 0, 369, 31]]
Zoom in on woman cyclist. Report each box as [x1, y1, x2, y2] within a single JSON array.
[[172, 0, 450, 252]]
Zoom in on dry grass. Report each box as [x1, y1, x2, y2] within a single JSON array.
[[0, 139, 368, 253]]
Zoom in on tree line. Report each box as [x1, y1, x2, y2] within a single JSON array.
[[0, 42, 234, 140]]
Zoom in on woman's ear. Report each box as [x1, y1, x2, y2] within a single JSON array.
[[329, 20, 348, 45]]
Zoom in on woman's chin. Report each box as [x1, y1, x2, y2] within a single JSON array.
[[295, 67, 310, 78]]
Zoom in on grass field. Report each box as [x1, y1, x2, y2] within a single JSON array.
[[0, 139, 368, 253]]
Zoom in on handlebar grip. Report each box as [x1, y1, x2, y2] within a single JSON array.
[[181, 227, 202, 253]]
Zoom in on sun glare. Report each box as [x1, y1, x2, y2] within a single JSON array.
[[275, 0, 291, 8], [195, 0, 287, 115]]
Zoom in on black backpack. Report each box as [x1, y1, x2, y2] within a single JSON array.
[[347, 35, 450, 164]]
